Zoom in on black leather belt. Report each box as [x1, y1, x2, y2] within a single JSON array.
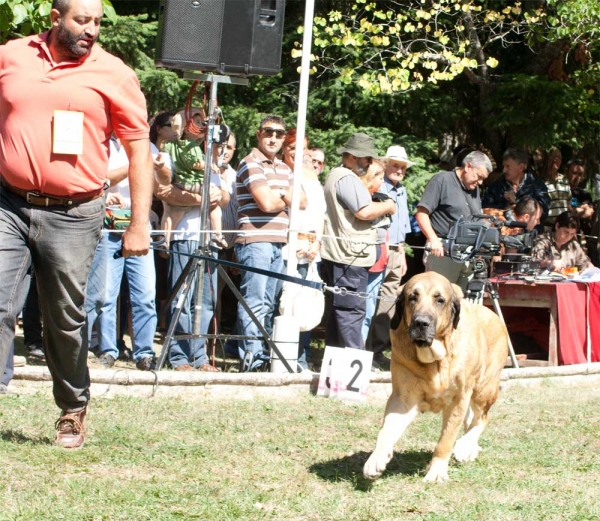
[[1, 178, 104, 207]]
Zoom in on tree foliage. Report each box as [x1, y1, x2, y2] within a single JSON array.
[[295, 0, 599, 169], [300, 0, 545, 94], [0, 0, 116, 43]]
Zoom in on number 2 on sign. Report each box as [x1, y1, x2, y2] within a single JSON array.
[[317, 346, 373, 402], [346, 359, 363, 393]]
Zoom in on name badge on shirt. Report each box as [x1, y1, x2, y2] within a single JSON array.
[[52, 110, 84, 155]]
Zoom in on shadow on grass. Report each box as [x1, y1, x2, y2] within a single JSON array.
[[1, 430, 54, 445], [309, 449, 432, 491]]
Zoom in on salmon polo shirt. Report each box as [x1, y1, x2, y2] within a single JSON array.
[[0, 31, 149, 197]]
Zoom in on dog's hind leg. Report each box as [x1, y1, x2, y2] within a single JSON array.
[[424, 391, 472, 483], [363, 393, 418, 480], [453, 400, 489, 463]]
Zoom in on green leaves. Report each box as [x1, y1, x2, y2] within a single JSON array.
[[0, 0, 116, 43]]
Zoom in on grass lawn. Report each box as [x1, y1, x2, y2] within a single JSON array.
[[1, 380, 599, 520]]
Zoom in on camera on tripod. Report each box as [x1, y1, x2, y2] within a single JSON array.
[[442, 212, 536, 264]]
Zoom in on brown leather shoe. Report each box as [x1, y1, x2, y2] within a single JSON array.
[[174, 364, 195, 371], [198, 362, 221, 372], [55, 408, 86, 449]]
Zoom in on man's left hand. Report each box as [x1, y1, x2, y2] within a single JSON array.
[[121, 224, 150, 257]]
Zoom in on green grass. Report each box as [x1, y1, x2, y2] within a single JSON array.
[[1, 381, 599, 520]]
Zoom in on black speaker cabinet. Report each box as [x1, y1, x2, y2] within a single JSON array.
[[156, 0, 286, 77]]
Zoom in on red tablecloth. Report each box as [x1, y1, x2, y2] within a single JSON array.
[[491, 280, 600, 365]]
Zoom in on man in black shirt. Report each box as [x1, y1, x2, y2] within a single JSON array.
[[415, 151, 493, 290]]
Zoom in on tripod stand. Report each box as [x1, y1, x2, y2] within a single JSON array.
[[465, 260, 520, 369], [155, 73, 294, 373]]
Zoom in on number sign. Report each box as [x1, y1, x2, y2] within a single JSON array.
[[317, 346, 373, 403]]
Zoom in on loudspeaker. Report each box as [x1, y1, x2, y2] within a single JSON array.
[[156, 0, 286, 77]]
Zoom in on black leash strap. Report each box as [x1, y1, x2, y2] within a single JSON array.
[[153, 246, 324, 291]]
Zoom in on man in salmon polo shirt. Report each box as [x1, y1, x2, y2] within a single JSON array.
[[0, 0, 153, 448]]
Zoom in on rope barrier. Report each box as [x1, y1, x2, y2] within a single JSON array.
[[101, 227, 405, 248]]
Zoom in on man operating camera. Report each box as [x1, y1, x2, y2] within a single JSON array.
[[415, 151, 493, 291]]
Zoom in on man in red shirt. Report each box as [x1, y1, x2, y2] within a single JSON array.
[[0, 0, 153, 448]]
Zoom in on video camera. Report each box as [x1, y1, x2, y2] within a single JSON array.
[[443, 213, 536, 264]]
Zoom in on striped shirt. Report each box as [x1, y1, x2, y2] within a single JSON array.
[[236, 147, 292, 244], [544, 174, 571, 228]]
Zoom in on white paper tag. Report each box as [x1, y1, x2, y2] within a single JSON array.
[[52, 110, 84, 155], [317, 346, 373, 403]]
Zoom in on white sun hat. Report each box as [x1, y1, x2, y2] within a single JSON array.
[[384, 145, 415, 168]]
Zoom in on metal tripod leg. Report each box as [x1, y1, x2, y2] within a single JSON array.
[[466, 279, 519, 369], [155, 255, 201, 371], [216, 264, 294, 373], [488, 293, 520, 369]]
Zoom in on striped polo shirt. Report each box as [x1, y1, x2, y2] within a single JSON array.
[[236, 147, 292, 244], [544, 174, 571, 228]]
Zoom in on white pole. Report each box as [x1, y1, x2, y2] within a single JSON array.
[[274, 0, 315, 372], [285, 0, 315, 282]]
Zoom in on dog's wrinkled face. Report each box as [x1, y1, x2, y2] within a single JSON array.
[[391, 273, 461, 348]]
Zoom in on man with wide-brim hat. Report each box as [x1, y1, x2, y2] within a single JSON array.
[[365, 145, 414, 369], [320, 133, 396, 350], [335, 132, 382, 161]]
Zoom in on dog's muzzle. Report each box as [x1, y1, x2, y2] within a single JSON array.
[[408, 314, 436, 348]]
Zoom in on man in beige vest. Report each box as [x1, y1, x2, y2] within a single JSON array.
[[320, 133, 396, 349]]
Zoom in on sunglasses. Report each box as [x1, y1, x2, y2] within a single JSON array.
[[261, 127, 286, 139]]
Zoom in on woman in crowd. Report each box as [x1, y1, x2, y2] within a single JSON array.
[[280, 129, 326, 371], [358, 159, 390, 343], [149, 111, 178, 185], [531, 211, 593, 273]]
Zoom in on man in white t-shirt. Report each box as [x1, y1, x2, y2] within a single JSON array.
[[154, 149, 230, 371]]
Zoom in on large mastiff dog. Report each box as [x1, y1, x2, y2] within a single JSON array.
[[363, 272, 508, 483]]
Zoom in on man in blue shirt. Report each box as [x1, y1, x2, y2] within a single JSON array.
[[366, 146, 413, 369]]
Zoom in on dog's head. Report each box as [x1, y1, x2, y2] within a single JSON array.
[[390, 273, 462, 350]]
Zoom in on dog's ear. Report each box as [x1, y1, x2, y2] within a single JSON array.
[[451, 292, 461, 329], [450, 283, 464, 299], [390, 288, 405, 331]]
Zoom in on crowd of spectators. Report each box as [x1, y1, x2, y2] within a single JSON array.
[[5, 116, 599, 384]]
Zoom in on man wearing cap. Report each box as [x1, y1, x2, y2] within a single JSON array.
[[320, 133, 396, 349], [366, 146, 413, 369], [415, 151, 493, 291]]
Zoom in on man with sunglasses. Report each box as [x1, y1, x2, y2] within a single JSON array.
[[320, 133, 396, 350], [235, 116, 306, 370]]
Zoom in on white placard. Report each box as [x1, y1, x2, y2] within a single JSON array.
[[317, 346, 373, 403], [53, 110, 84, 155]]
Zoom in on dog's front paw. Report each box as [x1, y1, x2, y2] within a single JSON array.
[[453, 436, 482, 463], [423, 458, 449, 483], [363, 450, 392, 480]]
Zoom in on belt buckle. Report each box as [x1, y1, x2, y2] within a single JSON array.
[[27, 192, 53, 206], [26, 191, 42, 205]]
